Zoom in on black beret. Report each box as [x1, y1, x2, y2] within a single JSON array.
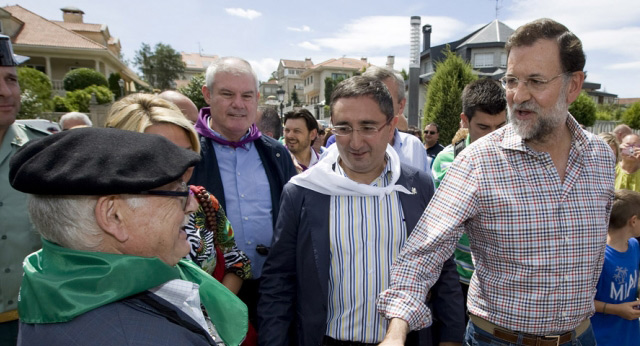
[[9, 127, 200, 195]]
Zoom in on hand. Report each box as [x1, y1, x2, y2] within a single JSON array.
[[379, 318, 409, 346], [609, 301, 640, 320]]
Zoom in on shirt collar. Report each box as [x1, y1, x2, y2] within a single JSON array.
[[335, 153, 392, 187]]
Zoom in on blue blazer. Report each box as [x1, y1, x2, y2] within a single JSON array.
[[258, 164, 464, 346], [190, 134, 297, 228]]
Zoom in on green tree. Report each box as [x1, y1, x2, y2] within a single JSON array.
[[423, 47, 477, 144], [622, 102, 640, 129], [17, 67, 53, 118], [324, 76, 346, 104], [62, 68, 108, 91], [134, 42, 185, 90], [400, 68, 408, 81], [291, 89, 301, 106], [65, 85, 114, 112], [568, 91, 597, 127], [177, 73, 207, 110], [108, 72, 122, 98]]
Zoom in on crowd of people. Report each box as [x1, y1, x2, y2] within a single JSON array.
[[1, 17, 639, 346]]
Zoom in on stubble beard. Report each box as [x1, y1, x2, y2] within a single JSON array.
[[508, 87, 568, 142]]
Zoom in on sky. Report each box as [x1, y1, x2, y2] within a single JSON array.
[[10, 0, 640, 98]]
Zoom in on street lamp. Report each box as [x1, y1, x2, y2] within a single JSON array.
[[276, 86, 285, 117], [117, 79, 125, 98]]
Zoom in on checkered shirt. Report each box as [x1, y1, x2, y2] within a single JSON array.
[[377, 114, 616, 335]]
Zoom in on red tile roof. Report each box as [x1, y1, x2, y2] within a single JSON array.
[[312, 57, 370, 70], [4, 5, 106, 49], [182, 52, 219, 69], [53, 21, 104, 33], [281, 59, 313, 69]]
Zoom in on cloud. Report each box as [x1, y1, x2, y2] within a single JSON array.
[[287, 25, 311, 32], [605, 61, 640, 70], [308, 16, 466, 55], [248, 58, 279, 83], [298, 41, 320, 51], [225, 8, 262, 20]]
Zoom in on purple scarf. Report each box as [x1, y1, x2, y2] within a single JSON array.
[[194, 107, 262, 149]]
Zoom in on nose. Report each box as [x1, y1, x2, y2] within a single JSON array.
[[349, 130, 364, 149], [510, 81, 531, 105], [184, 192, 198, 214]]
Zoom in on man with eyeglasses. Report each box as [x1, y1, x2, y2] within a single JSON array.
[[11, 128, 247, 346], [378, 18, 615, 346], [258, 76, 463, 346], [423, 123, 444, 167]]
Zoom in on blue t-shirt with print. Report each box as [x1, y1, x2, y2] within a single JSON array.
[[591, 238, 640, 345]]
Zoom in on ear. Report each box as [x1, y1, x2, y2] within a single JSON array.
[[388, 116, 399, 141], [460, 113, 470, 128], [202, 85, 211, 105], [397, 98, 407, 116], [566, 71, 585, 104], [630, 215, 639, 227], [95, 196, 130, 243], [309, 129, 318, 142]]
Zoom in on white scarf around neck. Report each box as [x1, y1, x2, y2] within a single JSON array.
[[289, 144, 414, 198]]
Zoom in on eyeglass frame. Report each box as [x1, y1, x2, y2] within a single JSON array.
[[423, 130, 437, 135], [499, 72, 571, 92], [132, 181, 193, 212], [331, 117, 393, 138]]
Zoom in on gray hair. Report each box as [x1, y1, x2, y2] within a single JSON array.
[[330, 75, 395, 122], [28, 195, 148, 251], [204, 57, 258, 91], [59, 112, 92, 128], [362, 66, 405, 101]]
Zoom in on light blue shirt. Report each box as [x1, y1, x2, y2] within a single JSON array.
[[391, 129, 429, 173], [210, 137, 273, 279]]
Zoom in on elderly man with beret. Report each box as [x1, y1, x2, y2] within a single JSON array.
[[10, 128, 247, 346]]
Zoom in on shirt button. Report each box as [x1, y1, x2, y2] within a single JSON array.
[[244, 217, 248, 221], [276, 153, 280, 157], [562, 312, 568, 317], [237, 172, 241, 176], [241, 194, 245, 198], [247, 241, 252, 245], [564, 275, 569, 281]]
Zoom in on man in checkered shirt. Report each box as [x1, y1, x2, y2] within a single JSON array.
[[378, 18, 616, 346]]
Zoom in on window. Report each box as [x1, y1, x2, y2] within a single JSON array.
[[474, 53, 494, 68], [0, 22, 3, 33], [332, 73, 347, 80], [500, 53, 507, 68]]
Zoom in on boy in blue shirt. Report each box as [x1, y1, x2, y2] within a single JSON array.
[[592, 189, 640, 345]]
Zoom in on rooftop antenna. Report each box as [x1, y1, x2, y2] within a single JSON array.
[[198, 42, 202, 55], [493, 0, 502, 19]]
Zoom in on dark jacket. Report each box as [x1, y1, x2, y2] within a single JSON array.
[[190, 134, 297, 228], [257, 164, 464, 346], [18, 291, 217, 346]]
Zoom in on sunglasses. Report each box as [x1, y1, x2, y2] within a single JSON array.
[[424, 130, 437, 135]]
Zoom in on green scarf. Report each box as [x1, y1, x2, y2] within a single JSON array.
[[19, 239, 248, 346]]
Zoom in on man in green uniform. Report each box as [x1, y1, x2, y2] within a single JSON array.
[[0, 34, 47, 345], [430, 79, 506, 319]]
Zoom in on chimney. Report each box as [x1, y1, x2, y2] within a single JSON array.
[[386, 56, 395, 70], [360, 57, 368, 63], [61, 6, 85, 23], [422, 24, 432, 51]]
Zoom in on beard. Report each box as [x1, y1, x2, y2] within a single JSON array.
[[508, 87, 569, 142]]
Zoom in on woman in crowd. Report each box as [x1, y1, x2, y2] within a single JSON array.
[[105, 93, 252, 292]]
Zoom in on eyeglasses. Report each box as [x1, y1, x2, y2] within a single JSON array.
[[424, 130, 437, 135], [135, 181, 193, 212], [331, 118, 392, 138], [500, 72, 569, 92]]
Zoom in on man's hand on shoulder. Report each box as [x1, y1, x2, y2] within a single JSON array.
[[378, 318, 409, 346]]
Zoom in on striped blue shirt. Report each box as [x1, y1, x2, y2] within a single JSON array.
[[326, 158, 407, 343]]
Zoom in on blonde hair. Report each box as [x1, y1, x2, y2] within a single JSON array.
[[598, 132, 619, 162], [105, 93, 200, 153]]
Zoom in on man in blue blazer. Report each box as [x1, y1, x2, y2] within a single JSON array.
[[258, 76, 464, 346]]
